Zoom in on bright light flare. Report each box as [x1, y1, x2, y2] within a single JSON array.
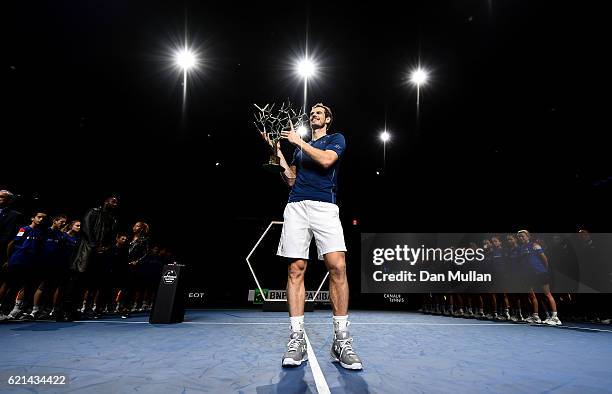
[[410, 68, 428, 86], [380, 131, 391, 142], [297, 59, 316, 78], [297, 125, 309, 137], [175, 49, 197, 70]]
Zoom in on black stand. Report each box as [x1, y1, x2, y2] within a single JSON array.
[[149, 264, 186, 324]]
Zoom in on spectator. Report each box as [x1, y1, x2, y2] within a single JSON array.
[[127, 222, 150, 312], [22, 214, 67, 319], [57, 196, 119, 321], [0, 211, 47, 320], [0, 190, 23, 264], [517, 230, 562, 326]]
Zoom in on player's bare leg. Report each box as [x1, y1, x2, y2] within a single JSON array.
[[287, 259, 307, 317], [282, 259, 308, 367], [324, 251, 362, 370]]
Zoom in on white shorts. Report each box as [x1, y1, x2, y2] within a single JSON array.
[[277, 200, 347, 261]]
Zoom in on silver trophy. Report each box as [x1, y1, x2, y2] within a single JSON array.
[[254, 101, 308, 173]]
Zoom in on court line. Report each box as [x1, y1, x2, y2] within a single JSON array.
[[74, 320, 149, 324], [70, 320, 612, 332], [73, 320, 525, 326], [186, 322, 523, 326], [555, 325, 612, 333], [304, 331, 331, 394]]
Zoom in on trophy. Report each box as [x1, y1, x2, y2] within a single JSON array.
[[253, 101, 308, 173]]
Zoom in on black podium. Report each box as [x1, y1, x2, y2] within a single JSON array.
[[149, 264, 186, 324]]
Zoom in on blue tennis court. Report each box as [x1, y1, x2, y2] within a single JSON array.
[[2, 310, 612, 393]]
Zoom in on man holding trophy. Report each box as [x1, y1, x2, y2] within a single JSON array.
[[260, 103, 363, 370]]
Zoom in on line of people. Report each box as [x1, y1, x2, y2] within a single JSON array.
[[0, 190, 175, 322], [419, 230, 612, 326]]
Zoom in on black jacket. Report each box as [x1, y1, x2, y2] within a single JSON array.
[[128, 236, 149, 265], [71, 206, 118, 272], [0, 207, 23, 243], [0, 207, 23, 263]]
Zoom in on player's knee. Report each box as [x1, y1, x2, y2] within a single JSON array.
[[327, 259, 346, 278], [288, 270, 304, 283], [287, 261, 306, 281]]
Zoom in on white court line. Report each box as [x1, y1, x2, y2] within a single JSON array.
[[71, 320, 612, 332], [184, 322, 523, 326], [350, 322, 521, 326], [74, 320, 149, 324], [304, 331, 331, 394], [558, 325, 612, 333], [74, 321, 531, 326]]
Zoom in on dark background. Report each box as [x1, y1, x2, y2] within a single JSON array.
[[4, 1, 610, 306]]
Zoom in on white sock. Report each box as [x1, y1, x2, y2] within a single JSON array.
[[333, 315, 349, 333], [552, 311, 558, 318], [290, 315, 304, 333], [32, 306, 40, 313], [11, 300, 24, 313]]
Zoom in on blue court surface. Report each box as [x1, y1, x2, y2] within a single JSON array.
[[2, 310, 612, 393]]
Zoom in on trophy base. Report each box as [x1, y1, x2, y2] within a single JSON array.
[[263, 163, 284, 173]]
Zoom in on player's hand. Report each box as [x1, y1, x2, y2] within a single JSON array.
[[280, 119, 302, 146]]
